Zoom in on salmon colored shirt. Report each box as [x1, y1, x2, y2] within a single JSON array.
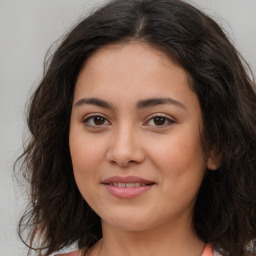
[[56, 243, 217, 256]]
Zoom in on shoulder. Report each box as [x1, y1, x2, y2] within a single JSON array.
[[202, 244, 223, 256], [55, 250, 84, 256]]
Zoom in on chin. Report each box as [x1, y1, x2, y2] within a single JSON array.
[[102, 211, 155, 232]]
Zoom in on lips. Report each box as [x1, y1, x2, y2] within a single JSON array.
[[101, 176, 155, 198], [102, 176, 155, 184], [108, 182, 147, 188]]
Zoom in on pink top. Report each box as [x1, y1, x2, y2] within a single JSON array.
[[56, 243, 215, 256], [202, 244, 215, 256]]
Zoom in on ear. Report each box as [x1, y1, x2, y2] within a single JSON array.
[[207, 151, 220, 170]]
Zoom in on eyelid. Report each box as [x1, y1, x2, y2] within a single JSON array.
[[81, 113, 176, 128], [82, 113, 111, 127], [144, 113, 176, 127]]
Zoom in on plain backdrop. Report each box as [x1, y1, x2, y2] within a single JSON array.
[[0, 0, 255, 255]]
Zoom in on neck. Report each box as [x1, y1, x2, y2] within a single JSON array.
[[95, 219, 205, 256]]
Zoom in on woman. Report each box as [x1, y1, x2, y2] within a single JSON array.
[[17, 0, 256, 255]]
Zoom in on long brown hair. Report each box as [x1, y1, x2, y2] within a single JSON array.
[[16, 0, 256, 255]]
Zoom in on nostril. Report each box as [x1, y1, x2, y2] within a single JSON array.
[[105, 142, 146, 167]]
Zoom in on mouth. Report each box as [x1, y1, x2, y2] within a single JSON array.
[[106, 182, 151, 188], [101, 176, 156, 198], [102, 175, 155, 184]]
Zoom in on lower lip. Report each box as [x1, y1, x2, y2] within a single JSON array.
[[103, 184, 154, 199]]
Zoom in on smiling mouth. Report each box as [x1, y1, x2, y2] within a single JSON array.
[[107, 182, 152, 188], [102, 175, 155, 185], [102, 176, 155, 198]]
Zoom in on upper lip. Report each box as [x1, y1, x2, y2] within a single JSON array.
[[102, 176, 155, 185]]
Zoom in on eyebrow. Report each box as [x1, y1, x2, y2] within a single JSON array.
[[74, 97, 186, 110], [75, 97, 115, 110], [136, 97, 186, 110]]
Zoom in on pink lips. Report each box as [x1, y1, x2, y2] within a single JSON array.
[[101, 176, 155, 199]]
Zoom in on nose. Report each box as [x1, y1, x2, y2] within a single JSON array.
[[105, 125, 146, 167]]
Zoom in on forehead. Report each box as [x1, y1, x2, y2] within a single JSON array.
[[74, 42, 192, 98]]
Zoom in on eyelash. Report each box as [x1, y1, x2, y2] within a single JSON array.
[[82, 114, 175, 128], [82, 115, 110, 127], [145, 115, 175, 127]]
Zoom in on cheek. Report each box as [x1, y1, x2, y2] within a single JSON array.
[[151, 134, 206, 215], [69, 129, 106, 171], [148, 129, 206, 197], [69, 134, 103, 208], [69, 128, 107, 199], [69, 131, 113, 218], [150, 132, 205, 169]]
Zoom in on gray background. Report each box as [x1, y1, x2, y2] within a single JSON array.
[[0, 0, 255, 255]]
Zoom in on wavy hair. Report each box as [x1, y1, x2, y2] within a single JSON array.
[[17, 0, 256, 255]]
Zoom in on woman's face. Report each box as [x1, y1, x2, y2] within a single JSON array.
[[69, 42, 216, 232]]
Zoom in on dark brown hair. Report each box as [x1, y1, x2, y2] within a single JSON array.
[[17, 0, 256, 255]]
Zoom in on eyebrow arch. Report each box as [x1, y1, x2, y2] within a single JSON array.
[[75, 97, 115, 110], [74, 97, 186, 110], [136, 97, 187, 110]]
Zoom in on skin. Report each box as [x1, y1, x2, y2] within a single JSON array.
[[69, 42, 218, 256]]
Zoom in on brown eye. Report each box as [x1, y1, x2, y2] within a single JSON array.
[[83, 115, 110, 127], [145, 115, 175, 128], [153, 116, 166, 126], [93, 116, 105, 125]]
